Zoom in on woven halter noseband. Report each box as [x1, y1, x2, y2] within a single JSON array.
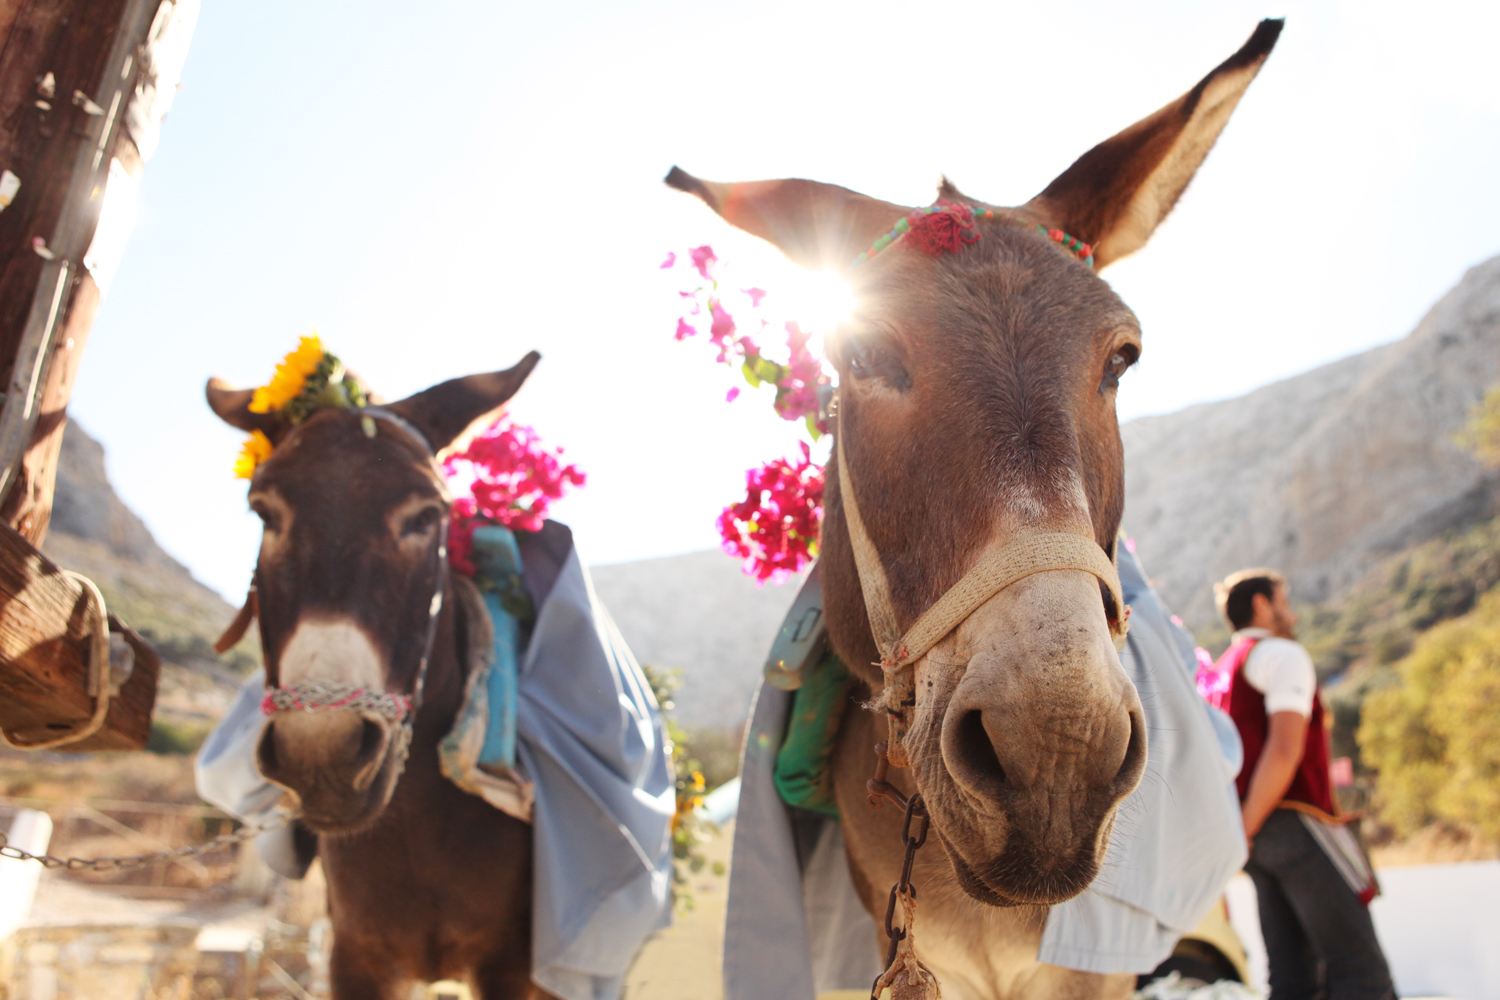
[[836, 205, 1126, 766], [254, 408, 450, 766]]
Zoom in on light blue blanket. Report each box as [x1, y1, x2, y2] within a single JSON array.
[[723, 542, 1247, 997], [195, 524, 674, 1000]]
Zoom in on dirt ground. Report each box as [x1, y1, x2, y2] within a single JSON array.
[[623, 823, 868, 1000], [623, 823, 733, 1000]]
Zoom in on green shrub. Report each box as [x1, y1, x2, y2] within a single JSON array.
[[1359, 588, 1500, 838], [146, 718, 213, 755]]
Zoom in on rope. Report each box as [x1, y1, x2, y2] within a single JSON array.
[[260, 680, 411, 722]]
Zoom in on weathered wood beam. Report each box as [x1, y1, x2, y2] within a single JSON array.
[[0, 0, 194, 748]]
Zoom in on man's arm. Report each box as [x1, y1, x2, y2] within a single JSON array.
[[1242, 710, 1308, 838]]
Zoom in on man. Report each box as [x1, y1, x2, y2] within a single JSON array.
[[1214, 569, 1393, 1000]]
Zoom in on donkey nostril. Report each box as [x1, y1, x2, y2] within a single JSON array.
[[356, 719, 384, 764], [1113, 710, 1147, 790], [955, 710, 1009, 795]]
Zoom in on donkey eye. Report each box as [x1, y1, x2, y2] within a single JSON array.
[[1100, 345, 1139, 392], [250, 500, 281, 533], [402, 506, 442, 537], [847, 337, 910, 389]]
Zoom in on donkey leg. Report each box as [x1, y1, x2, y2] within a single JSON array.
[[471, 954, 548, 1000], [329, 937, 408, 1000]]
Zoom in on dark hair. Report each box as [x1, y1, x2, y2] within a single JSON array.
[[1215, 568, 1287, 630]]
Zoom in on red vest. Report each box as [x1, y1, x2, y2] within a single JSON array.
[[1219, 637, 1339, 818]]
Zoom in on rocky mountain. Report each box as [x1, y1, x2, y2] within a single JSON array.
[[43, 419, 247, 731], [590, 552, 800, 731], [1122, 255, 1500, 629]]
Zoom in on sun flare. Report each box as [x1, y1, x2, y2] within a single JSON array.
[[786, 270, 855, 335]]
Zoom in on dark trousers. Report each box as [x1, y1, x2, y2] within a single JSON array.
[[1246, 810, 1395, 1000]]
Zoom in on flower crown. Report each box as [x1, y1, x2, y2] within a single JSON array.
[[232, 333, 368, 478], [230, 334, 585, 582]]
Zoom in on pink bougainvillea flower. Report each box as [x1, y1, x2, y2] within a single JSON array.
[[725, 387, 740, 403], [442, 417, 585, 576], [1194, 646, 1230, 710], [709, 301, 736, 340], [718, 442, 824, 585], [708, 301, 738, 362], [664, 244, 839, 578], [675, 317, 697, 341], [690, 245, 717, 279], [770, 321, 831, 425], [660, 252, 677, 269]]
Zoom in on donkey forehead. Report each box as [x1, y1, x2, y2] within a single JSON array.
[[256, 411, 447, 507], [857, 226, 1139, 348]]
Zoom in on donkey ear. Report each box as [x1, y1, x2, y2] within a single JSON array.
[[1022, 19, 1283, 269], [385, 351, 541, 453], [665, 168, 911, 271], [206, 378, 281, 436]]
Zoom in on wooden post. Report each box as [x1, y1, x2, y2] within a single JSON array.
[[0, 0, 198, 748]]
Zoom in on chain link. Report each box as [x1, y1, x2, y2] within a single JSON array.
[[0, 810, 296, 872], [872, 792, 929, 997]]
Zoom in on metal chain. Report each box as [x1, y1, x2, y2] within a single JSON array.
[[867, 742, 934, 999], [0, 810, 296, 872]]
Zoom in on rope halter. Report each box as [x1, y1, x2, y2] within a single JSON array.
[[260, 680, 411, 722], [834, 399, 1129, 766]]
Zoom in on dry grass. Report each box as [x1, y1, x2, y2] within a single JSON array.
[[1369, 821, 1498, 868]]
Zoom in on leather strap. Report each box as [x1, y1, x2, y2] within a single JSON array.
[[214, 582, 257, 654]]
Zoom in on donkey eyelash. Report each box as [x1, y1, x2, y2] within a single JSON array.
[[249, 499, 281, 532], [844, 333, 911, 390], [1100, 344, 1140, 393], [401, 506, 443, 537]]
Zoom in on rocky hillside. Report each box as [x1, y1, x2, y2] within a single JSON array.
[[42, 420, 247, 736], [1123, 255, 1500, 629], [590, 552, 800, 731]]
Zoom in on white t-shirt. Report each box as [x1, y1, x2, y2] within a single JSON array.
[[1232, 626, 1316, 717]]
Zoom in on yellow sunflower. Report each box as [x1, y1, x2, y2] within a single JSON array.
[[250, 334, 325, 414], [233, 430, 274, 479]]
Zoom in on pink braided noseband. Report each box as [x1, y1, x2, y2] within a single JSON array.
[[261, 681, 411, 723]]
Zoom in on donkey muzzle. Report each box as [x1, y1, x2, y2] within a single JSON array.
[[257, 710, 403, 832]]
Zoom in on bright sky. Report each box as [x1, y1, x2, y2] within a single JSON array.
[[69, 0, 1500, 601]]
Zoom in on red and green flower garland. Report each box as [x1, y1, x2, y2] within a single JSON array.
[[663, 245, 830, 585]]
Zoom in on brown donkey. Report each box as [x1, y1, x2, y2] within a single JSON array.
[[207, 354, 551, 999], [670, 20, 1281, 1000]]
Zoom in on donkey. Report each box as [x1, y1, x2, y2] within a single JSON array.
[[669, 21, 1281, 1000], [207, 355, 552, 999]]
